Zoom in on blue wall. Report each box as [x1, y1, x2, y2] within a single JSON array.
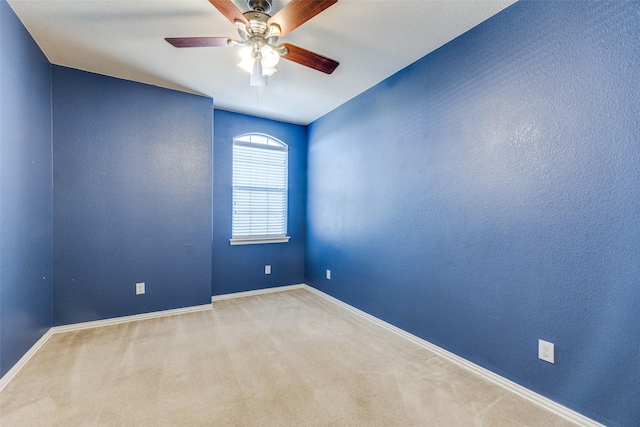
[[306, 2, 639, 426], [212, 110, 306, 295], [52, 67, 213, 325], [0, 0, 53, 377]]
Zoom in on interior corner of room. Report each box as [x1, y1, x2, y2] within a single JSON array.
[[1, 0, 639, 426]]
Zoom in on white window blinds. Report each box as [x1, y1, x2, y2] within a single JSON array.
[[231, 134, 289, 244]]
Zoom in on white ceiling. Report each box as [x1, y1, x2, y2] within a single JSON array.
[[8, 0, 516, 125]]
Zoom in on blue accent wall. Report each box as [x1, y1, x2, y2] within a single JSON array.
[[306, 2, 639, 426], [52, 67, 213, 325], [212, 110, 306, 295], [0, 0, 53, 377]]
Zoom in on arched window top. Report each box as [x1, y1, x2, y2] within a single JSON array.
[[234, 133, 287, 151]]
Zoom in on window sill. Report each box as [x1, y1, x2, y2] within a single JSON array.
[[230, 236, 290, 245]]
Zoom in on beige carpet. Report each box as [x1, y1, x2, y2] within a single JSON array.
[[1, 288, 579, 426]]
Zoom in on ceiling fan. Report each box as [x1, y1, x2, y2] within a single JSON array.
[[166, 0, 340, 86]]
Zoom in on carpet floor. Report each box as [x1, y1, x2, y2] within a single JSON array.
[[1, 288, 579, 426]]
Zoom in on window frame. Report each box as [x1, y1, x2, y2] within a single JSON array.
[[230, 133, 290, 246]]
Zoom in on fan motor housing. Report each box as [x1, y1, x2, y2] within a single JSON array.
[[243, 12, 269, 36]]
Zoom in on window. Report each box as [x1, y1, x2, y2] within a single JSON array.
[[231, 133, 289, 245]]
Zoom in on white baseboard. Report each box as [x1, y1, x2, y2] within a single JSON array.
[[211, 284, 306, 302], [0, 328, 54, 393], [302, 284, 604, 427], [0, 303, 212, 392], [52, 304, 213, 334]]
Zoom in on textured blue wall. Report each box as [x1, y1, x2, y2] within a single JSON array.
[[52, 67, 213, 325], [306, 2, 639, 426], [0, 0, 53, 377], [212, 110, 306, 295]]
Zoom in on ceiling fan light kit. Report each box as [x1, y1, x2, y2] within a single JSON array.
[[166, 0, 339, 86], [232, 10, 287, 86]]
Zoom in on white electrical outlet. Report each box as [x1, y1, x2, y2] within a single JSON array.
[[326, 269, 331, 280], [538, 339, 555, 364], [265, 265, 271, 275], [136, 282, 145, 295]]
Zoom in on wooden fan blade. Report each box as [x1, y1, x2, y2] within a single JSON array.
[[209, 0, 247, 25], [166, 37, 231, 48], [281, 43, 339, 74], [269, 0, 337, 37]]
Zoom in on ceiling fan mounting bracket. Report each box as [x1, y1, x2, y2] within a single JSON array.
[[247, 0, 272, 14]]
